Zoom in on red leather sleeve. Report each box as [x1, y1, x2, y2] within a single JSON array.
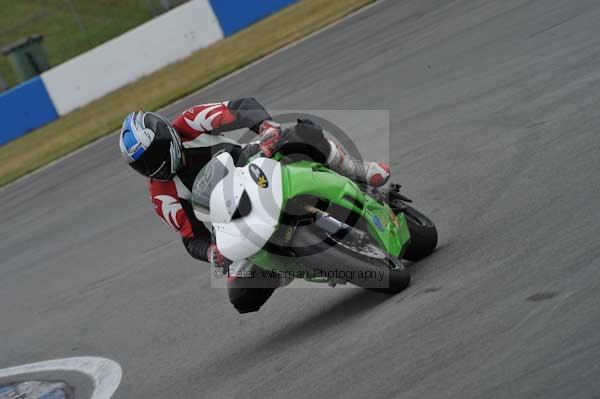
[[148, 179, 194, 239], [172, 101, 236, 142]]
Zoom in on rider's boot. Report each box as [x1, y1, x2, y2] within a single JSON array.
[[325, 140, 390, 187]]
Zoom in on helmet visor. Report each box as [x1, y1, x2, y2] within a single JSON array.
[[129, 133, 174, 180]]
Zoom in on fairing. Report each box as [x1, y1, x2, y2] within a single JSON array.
[[211, 156, 283, 261]]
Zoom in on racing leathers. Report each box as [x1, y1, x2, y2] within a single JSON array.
[[149, 98, 271, 263]]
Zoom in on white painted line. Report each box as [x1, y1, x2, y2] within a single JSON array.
[[0, 357, 122, 399], [0, 0, 382, 193]]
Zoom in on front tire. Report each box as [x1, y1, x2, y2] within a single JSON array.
[[290, 225, 411, 294]]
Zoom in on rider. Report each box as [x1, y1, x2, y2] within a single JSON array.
[[118, 98, 390, 313]]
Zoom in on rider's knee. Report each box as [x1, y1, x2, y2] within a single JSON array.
[[226, 266, 278, 313], [227, 282, 276, 314]]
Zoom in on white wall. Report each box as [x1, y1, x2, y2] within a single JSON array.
[[41, 0, 224, 116]]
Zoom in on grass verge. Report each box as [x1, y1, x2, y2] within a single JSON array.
[[0, 0, 374, 188]]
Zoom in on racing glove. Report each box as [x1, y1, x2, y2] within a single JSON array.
[[258, 120, 282, 157], [207, 244, 233, 269]]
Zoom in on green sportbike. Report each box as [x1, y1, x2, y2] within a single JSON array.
[[191, 148, 437, 293]]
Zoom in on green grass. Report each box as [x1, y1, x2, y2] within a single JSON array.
[[0, 0, 374, 187], [0, 0, 178, 88]]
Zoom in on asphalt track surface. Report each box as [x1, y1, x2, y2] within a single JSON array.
[[2, 0, 600, 397]]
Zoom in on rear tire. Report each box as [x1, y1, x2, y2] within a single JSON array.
[[401, 205, 438, 261]]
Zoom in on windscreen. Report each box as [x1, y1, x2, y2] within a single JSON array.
[[191, 157, 230, 211]]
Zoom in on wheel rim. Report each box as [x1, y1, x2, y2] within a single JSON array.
[[327, 233, 387, 259]]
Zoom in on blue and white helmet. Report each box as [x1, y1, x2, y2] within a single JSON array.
[[119, 111, 182, 180]]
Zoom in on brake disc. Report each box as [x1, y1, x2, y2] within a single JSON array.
[[327, 233, 387, 259]]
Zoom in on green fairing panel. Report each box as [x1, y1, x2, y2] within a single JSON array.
[[280, 161, 410, 257], [249, 161, 411, 275]]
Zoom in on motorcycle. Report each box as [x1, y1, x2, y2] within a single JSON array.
[[191, 146, 437, 293]]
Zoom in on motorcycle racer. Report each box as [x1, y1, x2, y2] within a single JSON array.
[[118, 98, 390, 313]]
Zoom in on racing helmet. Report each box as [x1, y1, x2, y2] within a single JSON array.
[[119, 111, 182, 180]]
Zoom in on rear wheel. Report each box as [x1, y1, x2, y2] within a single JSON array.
[[400, 204, 438, 261]]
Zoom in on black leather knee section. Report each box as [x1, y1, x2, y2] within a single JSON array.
[[276, 119, 330, 164], [227, 271, 278, 313], [228, 284, 276, 314]]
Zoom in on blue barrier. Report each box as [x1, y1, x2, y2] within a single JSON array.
[[209, 0, 297, 37], [0, 77, 58, 146]]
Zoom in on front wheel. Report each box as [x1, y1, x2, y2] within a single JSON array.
[[290, 225, 411, 294], [401, 204, 438, 261]]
